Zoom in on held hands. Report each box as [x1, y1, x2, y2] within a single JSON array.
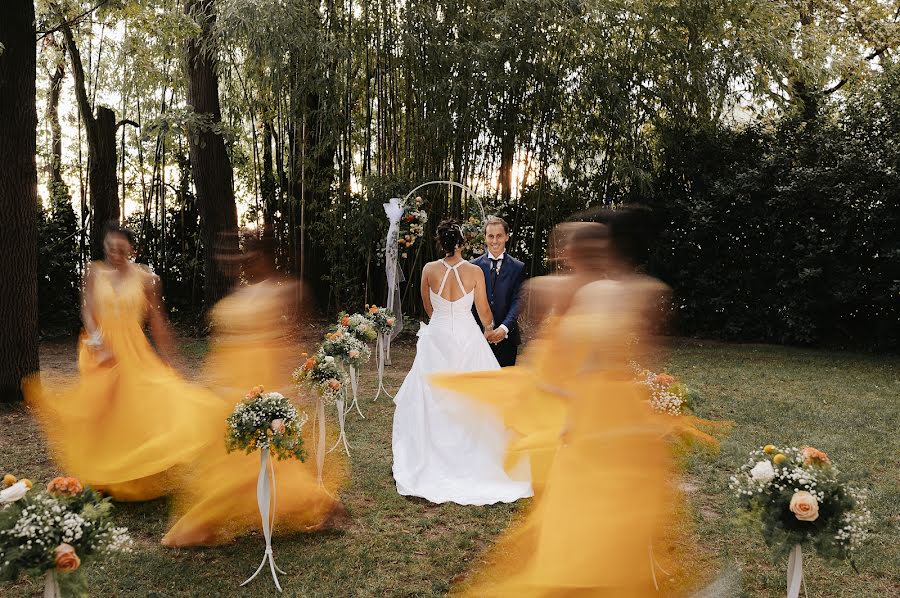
[[484, 327, 506, 344]]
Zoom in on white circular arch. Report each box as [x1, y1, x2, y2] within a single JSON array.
[[402, 180, 486, 222]]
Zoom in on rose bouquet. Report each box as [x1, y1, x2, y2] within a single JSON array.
[[365, 305, 396, 335], [321, 329, 371, 369], [634, 368, 697, 416], [398, 196, 427, 259], [225, 386, 308, 461], [730, 445, 871, 562], [336, 312, 377, 343], [0, 474, 132, 596], [293, 352, 345, 404], [460, 216, 485, 259]]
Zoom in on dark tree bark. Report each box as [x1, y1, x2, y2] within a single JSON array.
[[47, 61, 67, 194], [184, 0, 239, 308], [60, 19, 119, 259], [0, 0, 40, 402], [261, 120, 276, 229]]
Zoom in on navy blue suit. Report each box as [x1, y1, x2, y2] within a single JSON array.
[[471, 252, 526, 366]]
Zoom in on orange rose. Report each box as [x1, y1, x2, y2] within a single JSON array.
[[47, 477, 83, 496], [800, 447, 830, 466], [653, 373, 675, 386], [369, 306, 378, 314], [54, 544, 81, 573], [341, 316, 350, 327], [789, 491, 820, 522], [304, 358, 316, 370], [406, 214, 414, 222]]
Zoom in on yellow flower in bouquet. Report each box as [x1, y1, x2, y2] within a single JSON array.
[[2, 474, 16, 487]]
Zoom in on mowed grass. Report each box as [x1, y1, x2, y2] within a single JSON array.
[[1, 337, 898, 597]]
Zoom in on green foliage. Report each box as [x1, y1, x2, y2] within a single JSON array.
[[37, 192, 81, 336]]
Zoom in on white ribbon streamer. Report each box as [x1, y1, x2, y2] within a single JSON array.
[[787, 544, 806, 598], [373, 333, 395, 401], [241, 447, 285, 592], [329, 388, 351, 456], [43, 571, 61, 598], [314, 396, 326, 486], [344, 364, 364, 418], [382, 198, 405, 366]]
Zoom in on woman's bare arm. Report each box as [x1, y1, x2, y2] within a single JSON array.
[[472, 268, 494, 330], [420, 263, 434, 318], [144, 270, 179, 365]]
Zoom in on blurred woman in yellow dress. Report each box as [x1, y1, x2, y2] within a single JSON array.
[[162, 232, 347, 547], [434, 212, 677, 596], [26, 223, 223, 501]]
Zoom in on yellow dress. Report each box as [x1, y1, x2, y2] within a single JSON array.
[[25, 263, 223, 501], [162, 279, 346, 547], [434, 280, 674, 596]]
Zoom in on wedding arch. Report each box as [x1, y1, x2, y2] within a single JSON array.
[[375, 180, 486, 399]]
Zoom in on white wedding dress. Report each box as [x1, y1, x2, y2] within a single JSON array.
[[391, 260, 533, 505]]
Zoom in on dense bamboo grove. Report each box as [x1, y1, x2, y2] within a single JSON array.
[[1, 0, 897, 393]]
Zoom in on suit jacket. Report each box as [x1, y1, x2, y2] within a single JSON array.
[[471, 252, 526, 346]]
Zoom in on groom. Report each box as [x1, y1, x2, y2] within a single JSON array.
[[472, 216, 525, 367]]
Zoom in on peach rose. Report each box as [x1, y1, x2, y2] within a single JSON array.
[[270, 419, 286, 434], [800, 447, 830, 466], [47, 477, 84, 496], [327, 378, 341, 391], [348, 350, 360, 359], [54, 544, 81, 573], [789, 491, 820, 522], [386, 317, 395, 327]]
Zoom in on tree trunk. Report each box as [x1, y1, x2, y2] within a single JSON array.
[[0, 0, 40, 402], [60, 18, 119, 259], [261, 120, 276, 229], [47, 62, 67, 195], [184, 0, 239, 308]]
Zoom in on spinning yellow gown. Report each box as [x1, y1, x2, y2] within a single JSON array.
[[26, 263, 223, 501], [434, 279, 675, 597], [162, 279, 346, 547]]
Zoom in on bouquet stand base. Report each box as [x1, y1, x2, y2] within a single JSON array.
[[373, 333, 394, 401], [240, 448, 285, 592]]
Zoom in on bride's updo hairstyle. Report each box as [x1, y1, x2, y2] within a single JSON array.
[[435, 219, 465, 257]]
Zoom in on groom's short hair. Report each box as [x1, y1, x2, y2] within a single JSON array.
[[484, 216, 509, 235]]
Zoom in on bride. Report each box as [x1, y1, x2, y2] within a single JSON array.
[[391, 219, 533, 505]]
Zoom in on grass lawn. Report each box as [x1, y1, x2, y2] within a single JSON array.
[[1, 337, 898, 597]]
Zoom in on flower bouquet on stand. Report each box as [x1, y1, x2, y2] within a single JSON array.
[[293, 352, 350, 464], [366, 305, 397, 400], [327, 320, 374, 418], [225, 387, 308, 593], [0, 474, 132, 597], [398, 196, 427, 260], [730, 445, 871, 597]]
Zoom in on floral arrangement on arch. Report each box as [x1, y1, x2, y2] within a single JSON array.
[[398, 196, 427, 259], [365, 305, 396, 335], [225, 387, 309, 461], [633, 367, 697, 416], [0, 474, 132, 593], [730, 444, 871, 562], [321, 329, 371, 369], [337, 312, 377, 343], [461, 216, 485, 259], [293, 352, 345, 404]]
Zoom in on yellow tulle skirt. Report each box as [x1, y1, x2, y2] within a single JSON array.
[[433, 369, 674, 597], [25, 328, 224, 501], [161, 341, 346, 547]]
